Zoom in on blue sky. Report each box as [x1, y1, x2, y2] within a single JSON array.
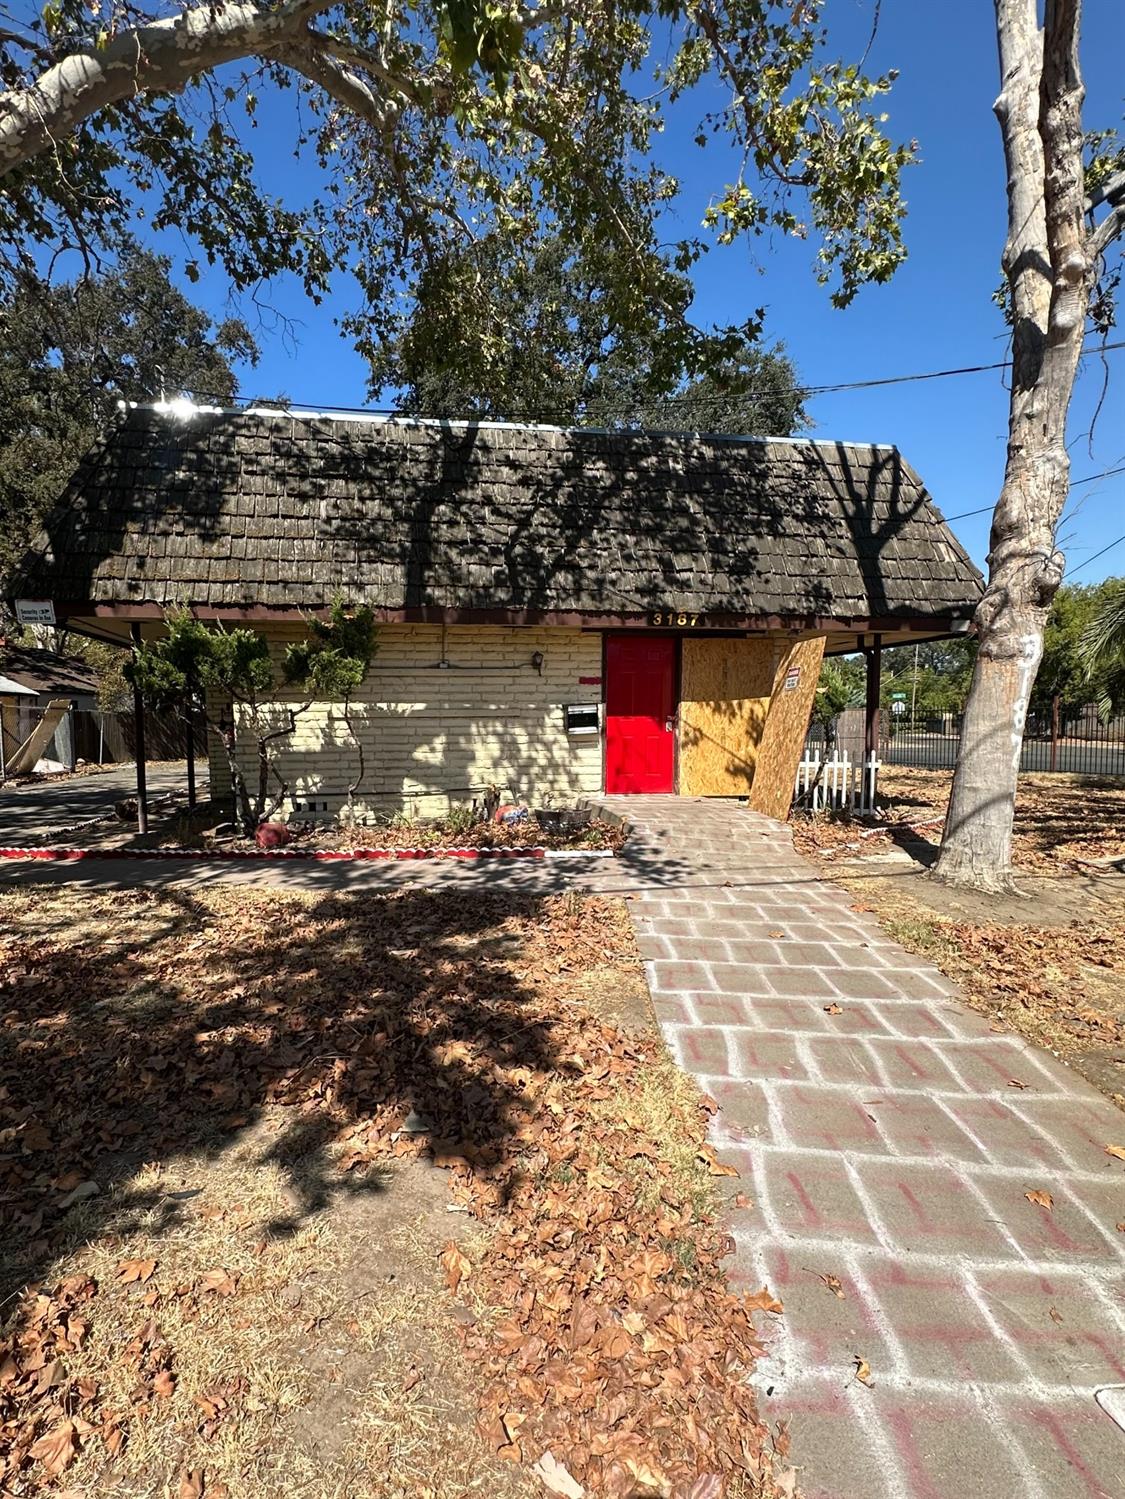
[[159, 0, 1123, 583]]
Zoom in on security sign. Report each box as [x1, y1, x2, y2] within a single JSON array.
[[14, 599, 55, 626]]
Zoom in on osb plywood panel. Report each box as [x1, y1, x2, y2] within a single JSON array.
[[748, 636, 826, 820], [678, 637, 777, 797]]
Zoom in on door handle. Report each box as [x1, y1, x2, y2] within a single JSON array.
[[665, 717, 675, 733]]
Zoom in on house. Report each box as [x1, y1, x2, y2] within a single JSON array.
[[12, 404, 982, 819], [0, 643, 102, 772]]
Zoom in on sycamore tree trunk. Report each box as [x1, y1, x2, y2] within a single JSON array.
[[936, 0, 1102, 892]]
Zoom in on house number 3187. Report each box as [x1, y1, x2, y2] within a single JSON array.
[[650, 611, 700, 627]]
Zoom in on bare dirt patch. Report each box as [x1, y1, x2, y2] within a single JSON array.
[[0, 885, 786, 1498]]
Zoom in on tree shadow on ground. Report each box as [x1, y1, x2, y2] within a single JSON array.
[[0, 884, 582, 1297]]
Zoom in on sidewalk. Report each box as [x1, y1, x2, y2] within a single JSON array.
[[605, 796, 1125, 1499]]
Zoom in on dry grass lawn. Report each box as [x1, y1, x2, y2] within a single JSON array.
[[0, 885, 787, 1499]]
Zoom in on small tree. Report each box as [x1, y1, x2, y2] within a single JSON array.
[[811, 658, 865, 756], [284, 603, 378, 823], [127, 613, 308, 834]]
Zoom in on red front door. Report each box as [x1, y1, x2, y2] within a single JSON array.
[[605, 636, 676, 793]]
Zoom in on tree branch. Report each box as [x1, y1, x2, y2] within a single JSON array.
[[275, 36, 390, 128], [1089, 165, 1125, 258], [0, 0, 337, 179], [302, 28, 450, 112], [1090, 200, 1125, 259]]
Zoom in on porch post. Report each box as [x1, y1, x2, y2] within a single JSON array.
[[130, 622, 149, 834], [864, 633, 882, 759], [184, 663, 197, 811]]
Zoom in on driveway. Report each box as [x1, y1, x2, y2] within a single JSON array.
[[0, 763, 195, 845]]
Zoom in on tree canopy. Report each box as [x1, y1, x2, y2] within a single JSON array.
[[377, 231, 807, 430], [0, 1, 915, 389], [0, 245, 255, 586]]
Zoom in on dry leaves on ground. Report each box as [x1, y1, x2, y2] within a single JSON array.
[[0, 887, 785, 1498], [792, 768, 1125, 873]]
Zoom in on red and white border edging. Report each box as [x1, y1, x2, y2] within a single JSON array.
[[0, 844, 617, 863]]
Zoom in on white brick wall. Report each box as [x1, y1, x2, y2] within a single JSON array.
[[206, 623, 604, 819]]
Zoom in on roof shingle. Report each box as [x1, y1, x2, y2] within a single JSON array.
[[16, 408, 983, 622]]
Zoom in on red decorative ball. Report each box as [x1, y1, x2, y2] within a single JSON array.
[[255, 821, 291, 848]]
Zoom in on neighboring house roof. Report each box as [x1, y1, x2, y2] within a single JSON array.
[[15, 406, 983, 627], [0, 673, 35, 697], [0, 644, 100, 698]]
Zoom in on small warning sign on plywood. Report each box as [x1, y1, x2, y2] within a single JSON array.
[[783, 665, 801, 691]]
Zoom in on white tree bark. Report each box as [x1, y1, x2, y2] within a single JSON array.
[[0, 0, 396, 178], [935, 0, 1098, 891]]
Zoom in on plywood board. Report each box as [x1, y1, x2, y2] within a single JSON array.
[[6, 697, 72, 776], [748, 637, 825, 820], [678, 637, 776, 796]]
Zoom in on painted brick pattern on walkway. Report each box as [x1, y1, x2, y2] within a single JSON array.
[[597, 796, 1125, 1499]]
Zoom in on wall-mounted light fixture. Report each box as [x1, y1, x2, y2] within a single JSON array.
[[531, 651, 545, 676]]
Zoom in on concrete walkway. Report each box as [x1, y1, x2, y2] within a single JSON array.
[[602, 797, 1125, 1499], [0, 794, 1122, 1495], [0, 763, 192, 844]]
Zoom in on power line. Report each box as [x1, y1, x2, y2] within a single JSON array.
[[1068, 531, 1125, 576], [941, 464, 1125, 523], [187, 336, 1125, 426]]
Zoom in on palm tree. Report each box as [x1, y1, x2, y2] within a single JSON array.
[[1078, 579, 1125, 721]]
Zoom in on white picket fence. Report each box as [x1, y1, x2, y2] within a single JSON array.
[[794, 750, 880, 814]]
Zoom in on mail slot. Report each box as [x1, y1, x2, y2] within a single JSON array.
[[563, 703, 600, 736]]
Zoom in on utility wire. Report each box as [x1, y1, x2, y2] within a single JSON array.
[[1068, 531, 1125, 576], [182, 337, 1125, 425], [941, 464, 1125, 523]]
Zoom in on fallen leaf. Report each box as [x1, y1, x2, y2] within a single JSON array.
[[1106, 1145, 1125, 1163], [532, 1450, 584, 1498], [402, 1365, 422, 1393], [823, 1003, 843, 1015], [1116, 1222, 1125, 1233], [200, 1268, 239, 1297], [853, 1356, 873, 1386], [1006, 1079, 1029, 1090], [818, 1273, 845, 1300], [1049, 1307, 1064, 1323], [707, 1158, 740, 1178], [178, 1470, 205, 1499], [687, 1478, 723, 1499], [154, 1369, 176, 1398], [116, 1258, 157, 1285], [623, 1456, 670, 1491], [501, 1410, 527, 1444], [745, 1286, 784, 1315], [1025, 1190, 1053, 1211], [30, 1419, 78, 1476], [440, 1241, 471, 1293]]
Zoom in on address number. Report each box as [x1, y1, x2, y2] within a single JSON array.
[[650, 611, 701, 627]]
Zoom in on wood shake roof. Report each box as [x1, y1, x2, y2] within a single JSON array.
[[16, 407, 983, 625]]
